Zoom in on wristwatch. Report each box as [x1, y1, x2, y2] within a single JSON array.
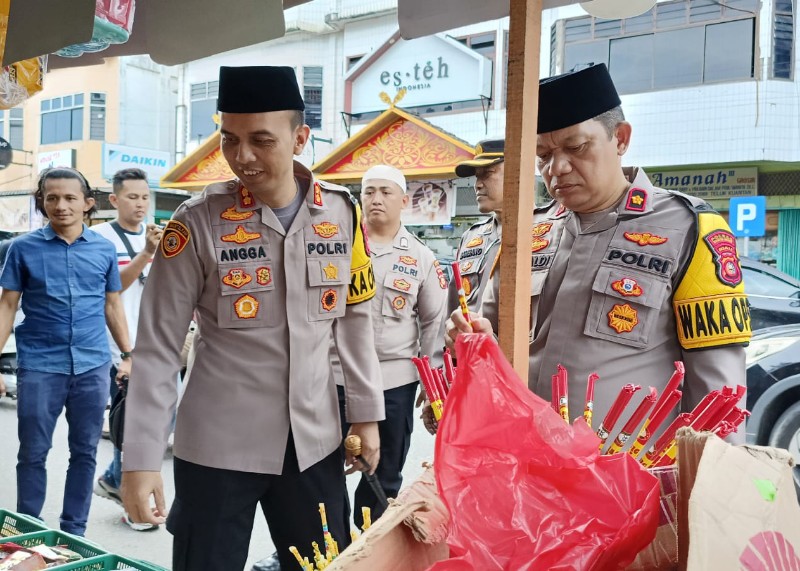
[[120, 351, 132, 360]]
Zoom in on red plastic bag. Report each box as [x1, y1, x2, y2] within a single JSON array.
[[430, 335, 660, 571]]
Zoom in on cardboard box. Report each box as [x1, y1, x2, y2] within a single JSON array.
[[328, 464, 448, 571]]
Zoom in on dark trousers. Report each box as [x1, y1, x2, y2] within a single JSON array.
[[337, 382, 417, 529], [16, 363, 110, 536], [167, 435, 349, 571]]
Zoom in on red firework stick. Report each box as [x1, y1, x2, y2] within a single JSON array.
[[723, 406, 750, 425], [583, 373, 599, 428], [412, 357, 437, 401], [413, 357, 443, 421], [423, 356, 447, 403], [605, 387, 658, 455], [557, 364, 569, 423], [703, 387, 743, 432], [551, 374, 560, 415], [443, 348, 456, 388], [434, 368, 449, 398], [597, 384, 641, 448], [641, 412, 693, 467], [628, 389, 682, 460], [450, 261, 471, 325], [689, 391, 727, 431], [650, 362, 685, 415]]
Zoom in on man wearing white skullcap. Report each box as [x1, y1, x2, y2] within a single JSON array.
[[332, 164, 448, 529]]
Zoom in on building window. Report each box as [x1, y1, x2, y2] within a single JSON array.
[[773, 0, 794, 79], [9, 108, 22, 150], [190, 81, 219, 142], [90, 92, 106, 141], [41, 94, 83, 145], [346, 55, 363, 70], [561, 0, 757, 94], [303, 66, 323, 130]]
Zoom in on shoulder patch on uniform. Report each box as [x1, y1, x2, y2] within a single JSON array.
[[161, 220, 191, 258], [624, 187, 648, 212], [673, 211, 750, 349]]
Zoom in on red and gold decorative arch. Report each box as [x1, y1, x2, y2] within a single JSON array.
[[160, 131, 234, 191], [312, 106, 474, 184]]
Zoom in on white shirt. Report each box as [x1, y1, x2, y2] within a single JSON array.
[[90, 221, 151, 364]]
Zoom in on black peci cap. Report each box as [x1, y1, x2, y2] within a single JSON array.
[[217, 66, 305, 113], [538, 64, 621, 134]]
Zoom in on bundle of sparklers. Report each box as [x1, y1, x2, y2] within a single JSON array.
[[552, 361, 749, 467], [411, 348, 456, 422], [290, 504, 373, 570]]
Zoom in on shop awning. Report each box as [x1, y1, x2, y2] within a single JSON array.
[[159, 132, 232, 192], [312, 106, 474, 185]]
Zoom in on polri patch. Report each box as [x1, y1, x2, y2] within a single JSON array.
[[313, 222, 339, 239], [624, 232, 667, 246], [161, 220, 191, 258], [321, 288, 338, 312], [234, 294, 259, 319], [222, 268, 252, 289], [221, 205, 254, 221], [625, 188, 647, 212], [611, 278, 643, 297], [703, 230, 742, 287], [399, 255, 417, 266], [393, 278, 411, 292], [608, 303, 639, 333]]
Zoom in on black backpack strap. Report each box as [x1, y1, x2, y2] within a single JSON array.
[[110, 221, 146, 284]]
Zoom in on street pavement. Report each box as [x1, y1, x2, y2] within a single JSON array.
[[0, 396, 435, 570]]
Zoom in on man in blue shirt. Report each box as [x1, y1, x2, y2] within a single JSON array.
[[0, 167, 133, 537]]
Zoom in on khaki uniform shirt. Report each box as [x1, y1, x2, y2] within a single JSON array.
[[448, 215, 501, 313], [482, 168, 749, 435], [123, 162, 385, 474], [334, 226, 448, 391]]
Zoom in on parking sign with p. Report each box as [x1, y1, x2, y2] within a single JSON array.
[[729, 196, 766, 238]]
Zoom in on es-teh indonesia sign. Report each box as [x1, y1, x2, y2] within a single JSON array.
[[647, 168, 757, 200], [347, 33, 492, 114]]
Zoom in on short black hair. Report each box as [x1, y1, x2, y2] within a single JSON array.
[[34, 167, 97, 218], [112, 168, 148, 194]]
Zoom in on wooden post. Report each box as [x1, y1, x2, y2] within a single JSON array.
[[497, 0, 541, 382]]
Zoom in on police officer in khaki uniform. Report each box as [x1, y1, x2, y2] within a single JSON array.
[[447, 64, 750, 439], [449, 139, 504, 313], [121, 66, 385, 571], [334, 165, 447, 527]]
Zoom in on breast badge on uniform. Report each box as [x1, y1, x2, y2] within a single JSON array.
[[608, 303, 639, 333], [222, 268, 252, 289], [399, 255, 417, 266], [234, 294, 259, 319], [221, 225, 261, 245], [462, 277, 472, 296], [531, 223, 552, 252], [238, 186, 255, 208], [221, 205, 255, 221], [393, 278, 411, 292], [465, 237, 484, 248], [392, 296, 406, 311], [704, 230, 743, 287], [323, 262, 338, 280], [611, 278, 643, 297], [321, 289, 338, 311], [256, 266, 272, 286], [624, 232, 667, 246], [461, 261, 474, 272], [313, 222, 339, 239], [625, 188, 648, 212], [161, 220, 191, 259]]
